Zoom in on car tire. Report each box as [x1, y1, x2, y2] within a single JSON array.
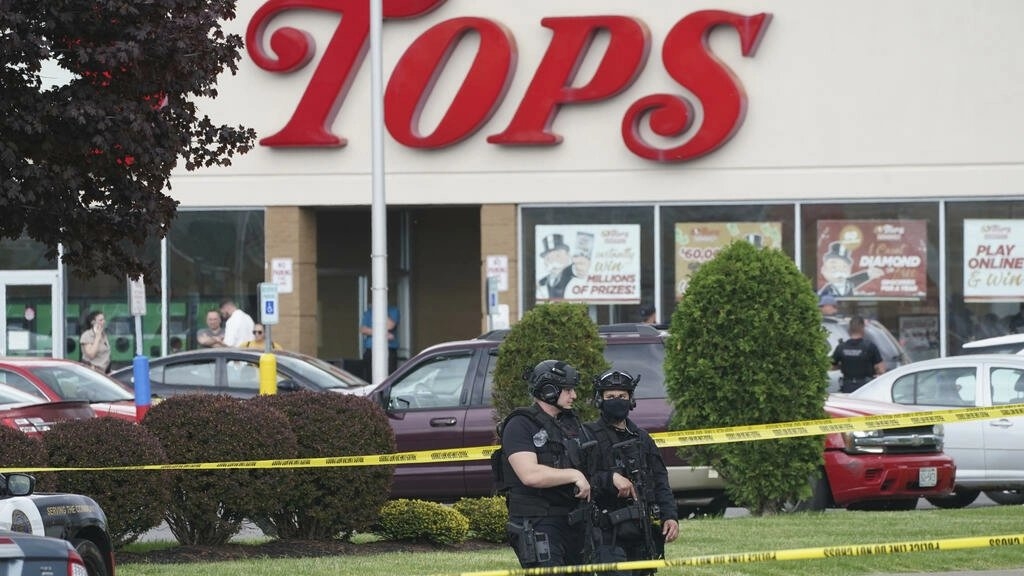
[[925, 488, 980, 509], [71, 539, 107, 576], [984, 489, 1024, 506], [782, 472, 831, 513]]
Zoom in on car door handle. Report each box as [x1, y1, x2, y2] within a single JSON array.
[[988, 419, 1014, 428], [430, 417, 457, 427]]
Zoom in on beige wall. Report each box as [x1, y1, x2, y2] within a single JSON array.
[[481, 205, 518, 332], [265, 207, 318, 355]]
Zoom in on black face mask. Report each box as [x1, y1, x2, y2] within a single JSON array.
[[600, 398, 632, 421]]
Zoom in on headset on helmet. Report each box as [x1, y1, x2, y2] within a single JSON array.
[[593, 369, 640, 408], [523, 360, 579, 404]]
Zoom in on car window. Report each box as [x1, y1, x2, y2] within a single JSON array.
[[388, 353, 471, 410], [162, 361, 216, 387], [604, 342, 667, 399], [893, 368, 976, 407], [0, 369, 46, 399], [0, 383, 45, 404], [28, 365, 134, 402], [226, 360, 262, 390], [990, 367, 1024, 405]]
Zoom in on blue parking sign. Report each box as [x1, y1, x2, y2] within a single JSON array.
[[259, 282, 279, 325]]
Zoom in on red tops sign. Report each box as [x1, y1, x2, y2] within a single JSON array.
[[246, 0, 771, 163]]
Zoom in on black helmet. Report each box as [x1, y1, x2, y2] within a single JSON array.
[[593, 369, 639, 406], [524, 360, 579, 404]]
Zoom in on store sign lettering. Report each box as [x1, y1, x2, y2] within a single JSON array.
[[246, 0, 771, 162]]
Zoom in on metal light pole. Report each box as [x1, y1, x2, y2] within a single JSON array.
[[369, 0, 389, 385]]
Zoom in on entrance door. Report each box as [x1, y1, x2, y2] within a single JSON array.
[[0, 270, 64, 358]]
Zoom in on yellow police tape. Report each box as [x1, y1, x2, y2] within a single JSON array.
[[2, 404, 1022, 473], [434, 533, 1024, 576]]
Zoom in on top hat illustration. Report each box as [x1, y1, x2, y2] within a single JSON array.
[[823, 241, 852, 264], [539, 234, 571, 257]]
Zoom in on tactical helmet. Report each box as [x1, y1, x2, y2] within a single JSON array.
[[524, 360, 579, 404], [593, 369, 640, 407]]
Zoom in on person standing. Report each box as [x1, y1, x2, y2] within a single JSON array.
[[219, 299, 255, 347], [818, 295, 839, 316], [79, 310, 111, 373], [196, 309, 227, 348], [832, 316, 886, 393], [360, 305, 400, 376], [241, 323, 282, 350], [497, 360, 593, 569], [586, 370, 679, 575]]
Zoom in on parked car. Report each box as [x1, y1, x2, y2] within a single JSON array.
[[959, 333, 1024, 355], [110, 348, 373, 399], [370, 324, 954, 514], [0, 529, 91, 576], [0, 472, 114, 576], [0, 358, 137, 421], [848, 353, 1024, 507], [0, 384, 96, 436], [822, 315, 911, 392]]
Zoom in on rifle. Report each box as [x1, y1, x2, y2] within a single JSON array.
[[611, 439, 659, 561], [569, 439, 600, 564]]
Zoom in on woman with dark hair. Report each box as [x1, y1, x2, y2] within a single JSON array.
[[80, 310, 111, 373]]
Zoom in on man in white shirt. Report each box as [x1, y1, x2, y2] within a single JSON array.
[[219, 299, 255, 347]]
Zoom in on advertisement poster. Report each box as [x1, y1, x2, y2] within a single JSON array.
[[899, 315, 940, 361], [816, 220, 927, 300], [673, 222, 782, 299], [535, 225, 640, 303], [963, 219, 1024, 302]]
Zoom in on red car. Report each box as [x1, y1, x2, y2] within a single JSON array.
[[0, 383, 96, 436], [0, 358, 137, 422]]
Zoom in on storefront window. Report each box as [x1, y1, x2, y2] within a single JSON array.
[[0, 237, 57, 270], [945, 201, 1024, 355], [801, 202, 940, 361], [521, 206, 654, 324], [658, 204, 795, 322]]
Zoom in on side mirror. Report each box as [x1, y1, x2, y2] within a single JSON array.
[[3, 473, 35, 497]]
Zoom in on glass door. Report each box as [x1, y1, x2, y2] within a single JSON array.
[[0, 270, 64, 358]]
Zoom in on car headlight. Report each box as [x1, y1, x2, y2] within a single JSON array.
[[841, 429, 885, 454]]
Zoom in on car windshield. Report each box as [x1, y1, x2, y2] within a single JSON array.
[[276, 354, 370, 390], [604, 342, 667, 399], [25, 364, 135, 402]]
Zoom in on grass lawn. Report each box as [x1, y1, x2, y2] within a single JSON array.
[[118, 506, 1024, 576]]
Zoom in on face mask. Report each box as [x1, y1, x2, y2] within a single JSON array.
[[600, 398, 632, 421]]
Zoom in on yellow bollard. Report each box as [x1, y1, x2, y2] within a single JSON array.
[[259, 353, 278, 395]]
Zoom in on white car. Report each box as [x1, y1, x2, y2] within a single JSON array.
[[847, 354, 1024, 507], [960, 333, 1024, 355]]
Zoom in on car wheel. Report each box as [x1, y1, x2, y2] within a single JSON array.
[[72, 539, 107, 576], [984, 489, 1024, 506], [782, 472, 831, 513], [925, 489, 981, 509]]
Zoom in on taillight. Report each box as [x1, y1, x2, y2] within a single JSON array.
[[67, 547, 89, 576]]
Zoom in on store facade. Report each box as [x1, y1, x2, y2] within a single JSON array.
[[2, 1, 1023, 373]]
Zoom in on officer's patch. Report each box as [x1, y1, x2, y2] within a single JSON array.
[[533, 429, 548, 447]]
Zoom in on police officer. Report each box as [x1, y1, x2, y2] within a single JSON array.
[[586, 370, 679, 576], [498, 359, 592, 568], [832, 316, 886, 393]]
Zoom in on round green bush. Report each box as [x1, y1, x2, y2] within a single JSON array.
[[452, 496, 507, 543], [248, 391, 396, 541], [378, 499, 469, 545], [491, 302, 608, 422], [0, 427, 54, 491], [141, 394, 299, 545], [43, 418, 170, 548], [665, 241, 830, 515]]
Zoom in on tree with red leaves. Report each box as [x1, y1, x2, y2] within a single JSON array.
[[0, 0, 256, 279]]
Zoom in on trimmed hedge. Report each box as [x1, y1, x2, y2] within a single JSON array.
[[42, 418, 170, 548], [378, 499, 469, 545], [249, 391, 396, 541], [453, 496, 507, 543], [0, 427, 54, 491], [142, 394, 300, 545]]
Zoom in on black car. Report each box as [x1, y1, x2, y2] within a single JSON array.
[[0, 529, 90, 576], [110, 348, 373, 399]]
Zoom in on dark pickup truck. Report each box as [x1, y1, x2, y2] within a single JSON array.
[[0, 473, 115, 576]]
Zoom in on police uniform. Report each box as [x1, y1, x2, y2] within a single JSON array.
[[832, 336, 882, 392]]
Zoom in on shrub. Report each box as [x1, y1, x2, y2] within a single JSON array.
[[378, 499, 469, 545], [452, 496, 507, 543], [42, 418, 170, 548], [0, 427, 54, 491], [491, 302, 609, 422], [248, 391, 396, 541], [141, 394, 299, 545], [665, 241, 830, 515]]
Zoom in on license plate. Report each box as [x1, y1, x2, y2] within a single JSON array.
[[919, 467, 938, 488]]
